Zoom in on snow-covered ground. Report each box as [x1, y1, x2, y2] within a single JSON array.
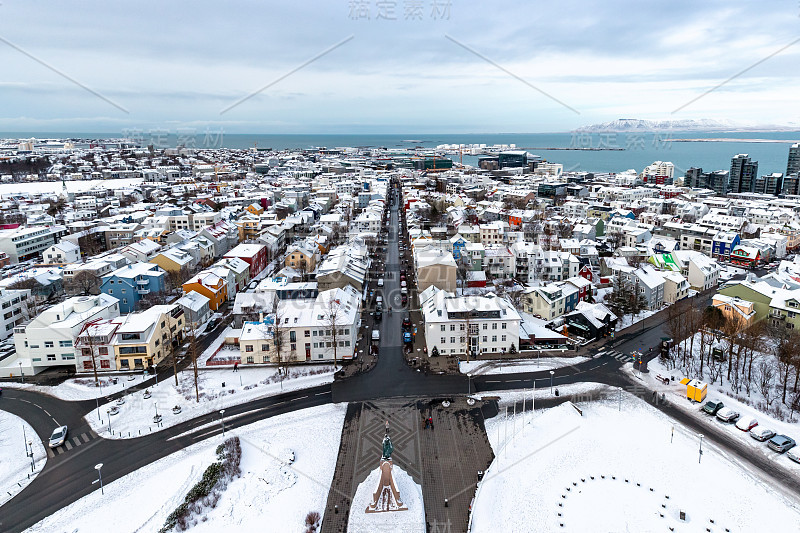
[[616, 308, 658, 330], [26, 403, 346, 533], [1, 375, 136, 401], [87, 364, 335, 439], [472, 391, 800, 532], [348, 464, 425, 533], [0, 177, 144, 196], [627, 361, 800, 471], [459, 356, 589, 376], [0, 409, 47, 507]]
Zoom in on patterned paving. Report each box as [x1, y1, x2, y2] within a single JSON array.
[[322, 399, 495, 533]]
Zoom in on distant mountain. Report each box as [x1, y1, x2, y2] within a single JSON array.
[[573, 118, 795, 133]]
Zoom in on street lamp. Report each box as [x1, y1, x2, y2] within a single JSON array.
[[28, 441, 34, 472], [18, 361, 23, 383], [467, 373, 472, 396], [106, 409, 112, 434], [698, 434, 704, 464], [94, 463, 104, 495], [220, 409, 226, 436], [95, 395, 101, 422], [549, 370, 555, 394], [154, 362, 158, 387]]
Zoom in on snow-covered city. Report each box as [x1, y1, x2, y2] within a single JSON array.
[[2, 2, 800, 532]]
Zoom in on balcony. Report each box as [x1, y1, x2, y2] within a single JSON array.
[[136, 288, 150, 295], [136, 278, 149, 286]]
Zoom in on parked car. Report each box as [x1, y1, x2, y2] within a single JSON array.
[[768, 434, 796, 453], [377, 278, 384, 287], [702, 400, 725, 415], [49, 425, 68, 448], [788, 447, 800, 464], [716, 407, 740, 423], [735, 416, 758, 432], [402, 316, 412, 329], [750, 426, 776, 442]]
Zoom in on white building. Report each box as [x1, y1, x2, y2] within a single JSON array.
[[239, 285, 361, 364], [0, 288, 32, 339], [0, 226, 61, 263], [43, 241, 81, 264], [7, 293, 120, 376], [421, 287, 521, 356]]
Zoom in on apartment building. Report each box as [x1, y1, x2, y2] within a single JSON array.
[[9, 293, 120, 376], [238, 285, 360, 364], [0, 226, 62, 263], [421, 287, 521, 356]]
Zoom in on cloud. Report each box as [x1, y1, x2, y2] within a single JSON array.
[[0, 0, 798, 132]]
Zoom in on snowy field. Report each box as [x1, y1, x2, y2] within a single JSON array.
[[472, 390, 800, 532], [459, 356, 589, 376], [2, 374, 141, 401], [26, 403, 346, 533], [348, 464, 425, 533], [87, 364, 335, 439], [0, 409, 47, 507], [0, 177, 144, 196]]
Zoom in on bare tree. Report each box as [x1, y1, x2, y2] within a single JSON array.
[[66, 270, 101, 295], [756, 358, 777, 407], [270, 297, 289, 381], [185, 310, 201, 402], [76, 319, 102, 387], [322, 297, 343, 370]]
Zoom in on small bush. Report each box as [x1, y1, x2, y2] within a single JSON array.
[[305, 511, 321, 533]]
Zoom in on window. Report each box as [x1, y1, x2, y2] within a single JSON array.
[[262, 355, 269, 363], [290, 343, 297, 351], [44, 341, 54, 348], [492, 323, 497, 330], [482, 323, 487, 330], [482, 336, 487, 342], [59, 340, 72, 347], [450, 337, 456, 343], [30, 344, 39, 349], [262, 344, 268, 351], [47, 354, 56, 361], [62, 353, 74, 360], [450, 324, 456, 331], [492, 336, 497, 342], [440, 325, 446, 332], [245, 345, 253, 352], [304, 330, 310, 337], [345, 341, 350, 346], [247, 356, 254, 364], [441, 337, 446, 344], [100, 360, 110, 369], [501, 323, 507, 330], [99, 347, 108, 355], [460, 324, 465, 330], [290, 331, 296, 342]]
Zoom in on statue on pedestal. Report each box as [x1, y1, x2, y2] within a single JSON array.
[[366, 420, 408, 513]]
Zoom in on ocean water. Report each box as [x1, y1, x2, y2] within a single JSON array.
[[3, 130, 799, 176]]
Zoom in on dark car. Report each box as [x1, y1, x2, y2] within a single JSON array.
[[402, 316, 412, 329], [702, 400, 725, 415]]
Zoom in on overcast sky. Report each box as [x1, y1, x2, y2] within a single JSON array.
[[1, 0, 799, 133]]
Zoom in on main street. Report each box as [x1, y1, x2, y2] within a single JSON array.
[[0, 192, 796, 531]]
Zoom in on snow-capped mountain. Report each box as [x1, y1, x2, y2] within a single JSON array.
[[572, 118, 792, 132]]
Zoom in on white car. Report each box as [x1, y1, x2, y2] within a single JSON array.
[[49, 425, 68, 448], [788, 447, 800, 464], [750, 426, 776, 442], [377, 279, 384, 287], [735, 416, 758, 432], [716, 407, 740, 423]]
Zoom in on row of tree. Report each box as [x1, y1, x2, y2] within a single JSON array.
[[665, 302, 800, 418]]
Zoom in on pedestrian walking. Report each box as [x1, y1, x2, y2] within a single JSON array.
[[233, 362, 239, 372], [428, 417, 434, 430]]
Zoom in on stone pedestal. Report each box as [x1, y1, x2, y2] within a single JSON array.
[[365, 459, 408, 513]]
